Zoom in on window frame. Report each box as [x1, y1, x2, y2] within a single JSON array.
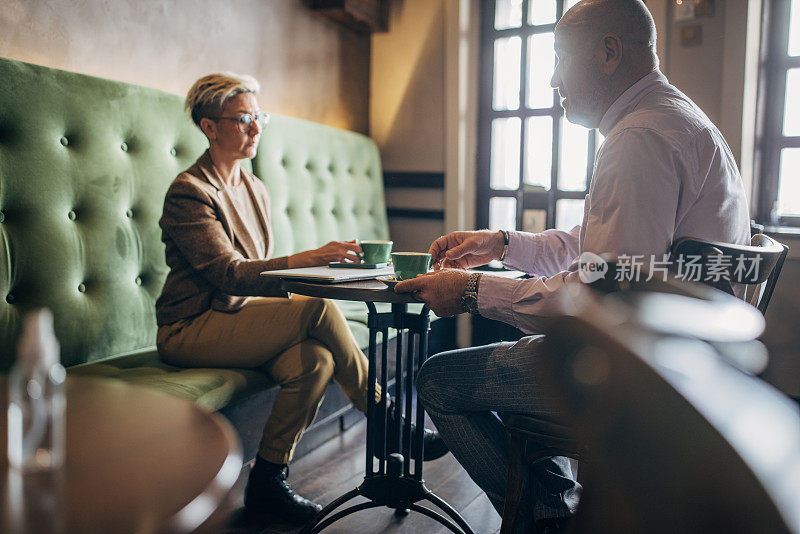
[[477, 0, 600, 232], [757, 0, 800, 226]]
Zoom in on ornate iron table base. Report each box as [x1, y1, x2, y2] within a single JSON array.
[[300, 302, 474, 534]]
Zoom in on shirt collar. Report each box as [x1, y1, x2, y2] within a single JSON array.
[[197, 149, 251, 191], [598, 70, 666, 136]]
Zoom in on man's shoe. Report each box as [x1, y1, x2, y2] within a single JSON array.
[[244, 459, 322, 524], [380, 399, 449, 461]]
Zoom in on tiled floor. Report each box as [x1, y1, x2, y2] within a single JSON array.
[[223, 418, 501, 534]]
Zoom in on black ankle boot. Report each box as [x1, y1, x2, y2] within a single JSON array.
[[380, 399, 449, 461], [244, 457, 322, 524]]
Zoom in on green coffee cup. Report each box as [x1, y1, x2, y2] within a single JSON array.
[[391, 252, 432, 281], [359, 240, 393, 264]]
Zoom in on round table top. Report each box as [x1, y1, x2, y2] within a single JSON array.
[[0, 376, 242, 534], [282, 279, 423, 304]]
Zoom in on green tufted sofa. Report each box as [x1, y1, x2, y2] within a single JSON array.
[[0, 57, 454, 461]]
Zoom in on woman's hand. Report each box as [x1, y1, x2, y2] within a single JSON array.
[[429, 230, 505, 270], [288, 240, 363, 268]]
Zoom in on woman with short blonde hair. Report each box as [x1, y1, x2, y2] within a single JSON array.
[[155, 73, 446, 525], [185, 72, 260, 127]]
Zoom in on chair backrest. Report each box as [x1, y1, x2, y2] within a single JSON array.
[[670, 234, 789, 314], [541, 288, 800, 533]]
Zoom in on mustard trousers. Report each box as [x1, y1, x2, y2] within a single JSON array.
[[157, 295, 372, 464]]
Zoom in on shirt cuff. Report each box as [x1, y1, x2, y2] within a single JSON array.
[[476, 274, 520, 326], [502, 231, 540, 272]]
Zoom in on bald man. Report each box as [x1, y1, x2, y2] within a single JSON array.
[[396, 0, 750, 531]]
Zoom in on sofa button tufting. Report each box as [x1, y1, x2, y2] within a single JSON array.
[[135, 276, 142, 286], [0, 211, 4, 223], [328, 164, 334, 172], [281, 158, 287, 167], [120, 142, 128, 152], [5, 293, 13, 304], [60, 136, 69, 147], [170, 147, 177, 156], [78, 283, 86, 293], [68, 210, 77, 221], [126, 208, 133, 218]]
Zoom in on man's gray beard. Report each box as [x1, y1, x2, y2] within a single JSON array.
[[577, 85, 606, 129], [567, 85, 606, 128]]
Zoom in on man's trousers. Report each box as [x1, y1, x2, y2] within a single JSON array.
[[416, 336, 581, 530]]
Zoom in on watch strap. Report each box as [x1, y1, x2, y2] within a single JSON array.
[[499, 230, 509, 262], [461, 272, 482, 314]]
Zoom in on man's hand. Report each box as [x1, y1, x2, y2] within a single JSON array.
[[288, 240, 362, 267], [429, 230, 505, 270], [394, 269, 471, 317]]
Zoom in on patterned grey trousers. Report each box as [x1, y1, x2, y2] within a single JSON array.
[[416, 336, 581, 531]]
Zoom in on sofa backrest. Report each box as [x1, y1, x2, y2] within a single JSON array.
[[253, 116, 389, 257], [0, 57, 388, 369]]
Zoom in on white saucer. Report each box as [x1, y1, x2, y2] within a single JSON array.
[[376, 275, 400, 288]]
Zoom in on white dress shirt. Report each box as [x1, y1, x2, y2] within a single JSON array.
[[478, 70, 751, 334]]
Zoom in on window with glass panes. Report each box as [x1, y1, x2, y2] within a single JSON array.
[[759, 0, 800, 225], [477, 0, 601, 234]]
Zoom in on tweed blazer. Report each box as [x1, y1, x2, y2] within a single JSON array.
[[155, 150, 290, 326]]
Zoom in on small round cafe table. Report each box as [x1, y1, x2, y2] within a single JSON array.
[[281, 279, 475, 534]]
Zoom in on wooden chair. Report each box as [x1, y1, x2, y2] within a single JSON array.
[[539, 288, 800, 533], [670, 233, 788, 314], [496, 413, 584, 533], [497, 277, 731, 533], [498, 234, 789, 533]]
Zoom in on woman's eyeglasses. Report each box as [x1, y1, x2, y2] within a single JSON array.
[[209, 112, 270, 133]]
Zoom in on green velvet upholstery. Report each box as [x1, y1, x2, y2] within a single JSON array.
[[0, 56, 420, 422], [69, 348, 275, 412], [66, 302, 424, 412], [0, 58, 208, 369], [253, 115, 390, 257]]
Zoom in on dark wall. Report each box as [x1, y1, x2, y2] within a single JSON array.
[[0, 0, 371, 134]]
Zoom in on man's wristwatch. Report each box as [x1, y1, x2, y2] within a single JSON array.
[[498, 230, 509, 262], [461, 272, 482, 315]]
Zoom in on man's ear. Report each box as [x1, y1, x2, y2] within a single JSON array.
[[601, 33, 623, 75], [199, 118, 217, 141]]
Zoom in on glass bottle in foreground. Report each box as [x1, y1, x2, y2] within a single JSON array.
[[7, 309, 66, 472]]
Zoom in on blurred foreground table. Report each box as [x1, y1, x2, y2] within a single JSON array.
[[0, 376, 242, 533]]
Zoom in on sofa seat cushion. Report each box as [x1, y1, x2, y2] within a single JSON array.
[[68, 302, 431, 412], [68, 348, 276, 412]]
